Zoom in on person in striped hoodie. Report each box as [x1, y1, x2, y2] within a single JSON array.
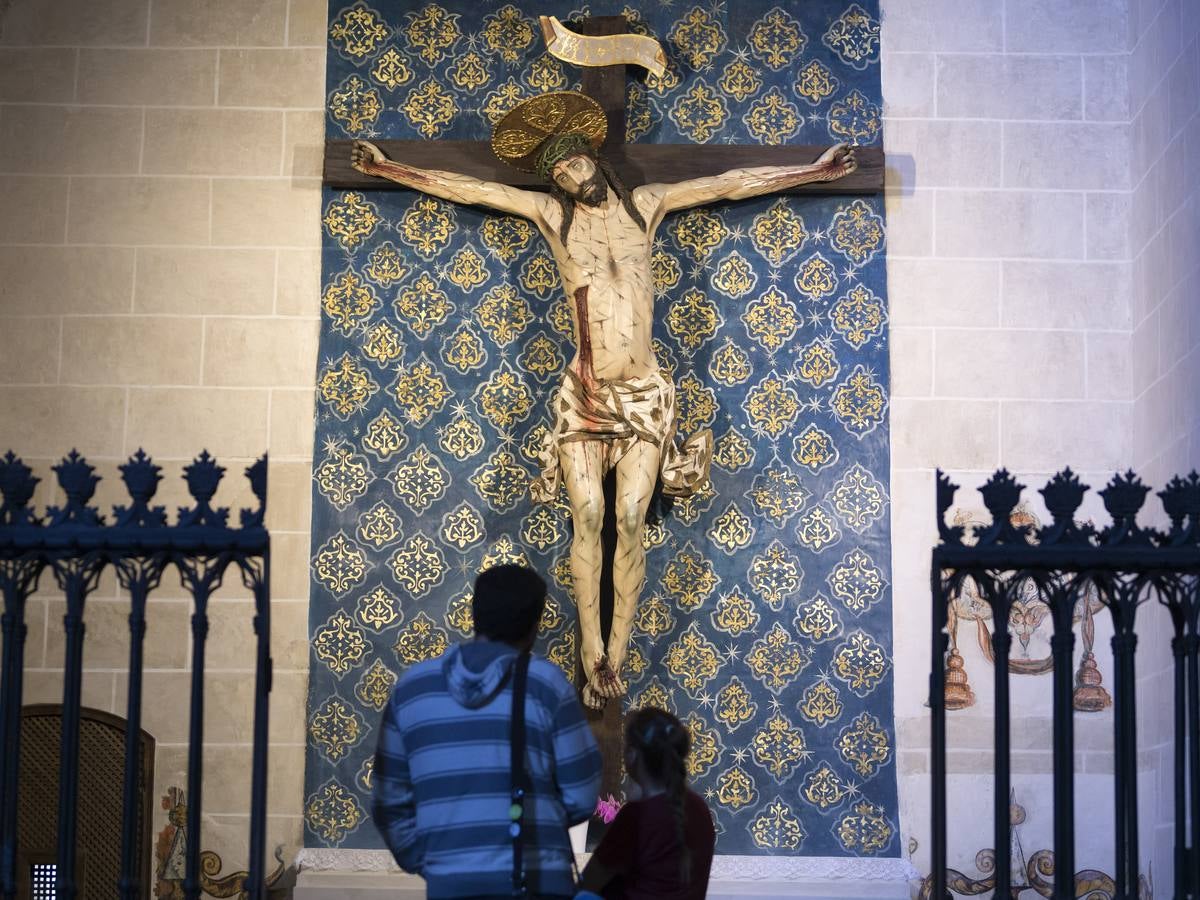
[[373, 564, 602, 898]]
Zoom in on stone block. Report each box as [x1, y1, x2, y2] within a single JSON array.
[[67, 177, 210, 246], [0, 247, 134, 316], [934, 329, 1086, 399], [891, 399, 999, 470], [150, 0, 287, 46], [271, 532, 312, 600], [266, 459, 314, 532], [0, 176, 67, 243], [126, 388, 269, 459], [202, 318, 319, 387], [886, 259, 1000, 327], [890, 327, 932, 397], [0, 49, 77, 103], [136, 248, 276, 315], [270, 599, 312, 671], [44, 597, 188, 671], [1086, 192, 1130, 260], [1085, 55, 1130, 122], [882, 188, 933, 257], [0, 386, 125, 458], [217, 49, 326, 108], [212, 178, 321, 247], [276, 249, 322, 315], [61, 316, 203, 385], [1001, 401, 1131, 471], [1087, 332, 1133, 401], [269, 389, 316, 459], [289, 0, 330, 46], [0, 105, 142, 176], [1004, 122, 1130, 191], [1131, 308, 1160, 395], [880, 52, 934, 117], [0, 317, 59, 385], [154, 744, 305, 815], [1002, 261, 1131, 330], [935, 191, 1085, 259], [24, 670, 115, 714], [0, 0, 147, 46], [77, 49, 218, 106], [143, 109, 285, 176], [285, 111, 326, 177], [880, 0, 1003, 51], [936, 55, 1082, 120], [884, 119, 1002, 188], [1006, 0, 1129, 52]]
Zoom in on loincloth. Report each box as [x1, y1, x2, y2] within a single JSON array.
[[529, 367, 712, 503]]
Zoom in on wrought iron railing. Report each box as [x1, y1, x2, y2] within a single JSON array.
[[0, 450, 271, 900], [930, 468, 1200, 900]]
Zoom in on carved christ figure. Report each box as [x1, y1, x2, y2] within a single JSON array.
[[352, 91, 857, 708]]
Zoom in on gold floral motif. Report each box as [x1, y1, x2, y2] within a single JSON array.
[[827, 463, 888, 533], [749, 798, 805, 850], [636, 594, 675, 639], [668, 7, 726, 69], [831, 365, 887, 438], [707, 339, 751, 387], [305, 780, 364, 844], [323, 269, 379, 336], [440, 411, 486, 459], [795, 59, 839, 105], [539, 594, 564, 632], [550, 555, 573, 593], [469, 449, 528, 512], [330, 3, 389, 59], [357, 756, 374, 792], [323, 192, 380, 251], [663, 541, 720, 612], [356, 584, 401, 632], [482, 4, 534, 63], [668, 82, 728, 143], [665, 623, 722, 693], [362, 409, 407, 461], [711, 251, 758, 298], [796, 338, 840, 388], [675, 372, 718, 436], [393, 609, 449, 664], [827, 547, 887, 615], [527, 55, 567, 92], [314, 610, 369, 678], [402, 76, 457, 138], [481, 78, 527, 125], [794, 252, 839, 301], [742, 285, 799, 353], [444, 588, 474, 635], [747, 622, 812, 695], [799, 677, 843, 727], [364, 242, 409, 287], [625, 81, 656, 141], [371, 47, 414, 91], [520, 254, 560, 299], [651, 249, 682, 293], [751, 200, 807, 267], [715, 676, 757, 730], [441, 323, 488, 374], [355, 658, 398, 711], [744, 86, 801, 145], [829, 199, 885, 265], [670, 208, 727, 261], [745, 373, 800, 439], [399, 196, 456, 258], [520, 505, 563, 551], [391, 356, 452, 426], [707, 502, 755, 554], [672, 478, 716, 527], [710, 587, 760, 636], [666, 287, 722, 353], [448, 50, 490, 94], [796, 504, 842, 552], [440, 502, 485, 550], [475, 362, 534, 430], [715, 765, 757, 810], [837, 711, 890, 778], [547, 631, 576, 683], [792, 423, 840, 473], [713, 428, 756, 472], [718, 56, 761, 102], [389, 444, 449, 513], [746, 463, 810, 526], [447, 246, 490, 292], [748, 7, 807, 70], [830, 284, 887, 349], [405, 4, 461, 64], [356, 500, 402, 549], [390, 534, 446, 598], [794, 594, 843, 643], [829, 88, 882, 144], [823, 4, 881, 71], [682, 711, 723, 778], [752, 712, 810, 779], [519, 333, 563, 383], [316, 441, 375, 511], [653, 337, 678, 376], [836, 801, 893, 854], [309, 697, 365, 761], [644, 59, 682, 96], [632, 677, 674, 713], [748, 539, 803, 611], [642, 518, 667, 550], [329, 75, 383, 135], [520, 422, 550, 464], [313, 531, 371, 596], [477, 284, 534, 346], [479, 535, 530, 571], [833, 630, 889, 697], [802, 762, 854, 810], [548, 295, 574, 339], [363, 321, 405, 367]]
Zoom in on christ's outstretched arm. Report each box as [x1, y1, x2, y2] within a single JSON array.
[[351, 140, 548, 222]]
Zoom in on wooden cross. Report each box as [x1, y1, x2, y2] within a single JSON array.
[[323, 16, 884, 194]]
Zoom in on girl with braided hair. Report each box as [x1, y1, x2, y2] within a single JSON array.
[[576, 707, 715, 899]]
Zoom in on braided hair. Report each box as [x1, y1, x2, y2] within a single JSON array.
[[626, 706, 692, 884]]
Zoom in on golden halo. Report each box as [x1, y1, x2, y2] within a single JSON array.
[[490, 90, 607, 173]]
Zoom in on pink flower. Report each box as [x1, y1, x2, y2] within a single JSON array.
[[595, 793, 622, 824]]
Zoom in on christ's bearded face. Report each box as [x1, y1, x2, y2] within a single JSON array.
[[551, 154, 608, 206]]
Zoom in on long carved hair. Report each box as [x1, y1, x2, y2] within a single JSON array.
[[548, 149, 647, 245], [626, 706, 692, 884]]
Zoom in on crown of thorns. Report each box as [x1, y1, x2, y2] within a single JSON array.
[[534, 132, 595, 181]]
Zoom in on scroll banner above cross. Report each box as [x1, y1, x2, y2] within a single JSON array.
[[322, 15, 885, 193]]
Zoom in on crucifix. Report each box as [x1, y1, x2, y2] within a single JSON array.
[[322, 12, 884, 795]]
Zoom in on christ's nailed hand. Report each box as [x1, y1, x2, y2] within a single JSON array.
[[817, 142, 858, 180], [351, 139, 386, 174]]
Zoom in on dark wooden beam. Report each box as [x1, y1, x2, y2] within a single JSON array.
[[576, 16, 627, 155], [324, 139, 885, 195]]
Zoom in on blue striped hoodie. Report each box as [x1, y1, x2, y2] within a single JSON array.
[[373, 640, 601, 898]]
